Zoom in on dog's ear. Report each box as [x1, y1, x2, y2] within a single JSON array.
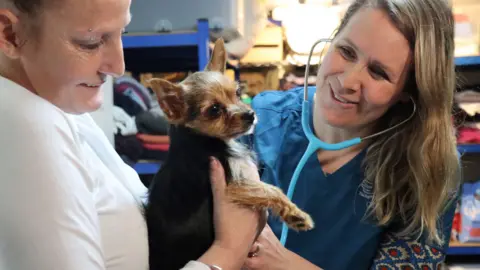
[[205, 38, 226, 73], [148, 78, 187, 124]]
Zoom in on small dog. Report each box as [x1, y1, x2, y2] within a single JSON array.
[[145, 38, 314, 270]]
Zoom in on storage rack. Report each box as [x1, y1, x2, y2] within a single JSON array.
[[122, 19, 209, 176], [122, 18, 210, 74], [121, 21, 480, 256]]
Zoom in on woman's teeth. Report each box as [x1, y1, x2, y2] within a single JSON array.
[[333, 92, 354, 104], [83, 83, 100, 88]]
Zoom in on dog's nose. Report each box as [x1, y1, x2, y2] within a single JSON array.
[[241, 111, 255, 124]]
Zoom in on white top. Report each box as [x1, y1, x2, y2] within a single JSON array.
[[0, 76, 211, 270]]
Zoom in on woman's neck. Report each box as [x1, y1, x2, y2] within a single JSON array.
[[312, 97, 370, 173], [0, 55, 36, 94], [313, 99, 374, 143]]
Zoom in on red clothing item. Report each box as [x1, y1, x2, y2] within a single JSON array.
[[457, 127, 480, 144]]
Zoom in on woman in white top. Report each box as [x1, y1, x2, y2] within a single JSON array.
[[0, 0, 262, 269]]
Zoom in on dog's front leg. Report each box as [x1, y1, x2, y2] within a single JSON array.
[[225, 180, 314, 231]]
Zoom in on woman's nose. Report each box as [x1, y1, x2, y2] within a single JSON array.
[[338, 63, 364, 94], [99, 38, 126, 78]]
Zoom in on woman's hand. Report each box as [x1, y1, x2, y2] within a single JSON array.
[[243, 225, 291, 270], [244, 225, 323, 270], [198, 157, 265, 269]]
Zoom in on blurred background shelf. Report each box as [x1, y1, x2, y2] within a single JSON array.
[[448, 242, 480, 255], [133, 161, 162, 175], [121, 19, 210, 73], [455, 56, 480, 67], [458, 144, 480, 154]]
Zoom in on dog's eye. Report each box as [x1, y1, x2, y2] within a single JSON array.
[[236, 87, 242, 97], [207, 103, 223, 118]]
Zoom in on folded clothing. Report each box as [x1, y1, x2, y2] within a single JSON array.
[[136, 133, 170, 161], [135, 110, 169, 136], [143, 143, 169, 151], [113, 106, 138, 136], [115, 75, 156, 113], [457, 127, 480, 144], [136, 133, 170, 144], [115, 134, 144, 164]]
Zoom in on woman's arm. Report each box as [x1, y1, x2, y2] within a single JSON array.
[[370, 194, 459, 269], [0, 118, 106, 270]]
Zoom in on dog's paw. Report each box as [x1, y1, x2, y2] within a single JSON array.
[[283, 208, 314, 231]]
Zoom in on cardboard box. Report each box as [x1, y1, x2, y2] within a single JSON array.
[[241, 26, 283, 64]]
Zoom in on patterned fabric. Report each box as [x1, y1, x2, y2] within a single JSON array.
[[371, 233, 445, 270]]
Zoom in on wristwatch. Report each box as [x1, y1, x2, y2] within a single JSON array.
[[208, 265, 222, 270]]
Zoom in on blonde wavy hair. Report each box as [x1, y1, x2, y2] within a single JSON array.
[[333, 0, 460, 244]]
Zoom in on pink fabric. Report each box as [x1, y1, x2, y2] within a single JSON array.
[[457, 127, 480, 144]]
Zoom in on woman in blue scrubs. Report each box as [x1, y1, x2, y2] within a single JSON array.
[[241, 0, 460, 269]]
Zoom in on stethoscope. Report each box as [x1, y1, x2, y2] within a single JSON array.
[[279, 38, 417, 246]]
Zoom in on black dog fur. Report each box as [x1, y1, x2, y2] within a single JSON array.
[[145, 124, 235, 270]]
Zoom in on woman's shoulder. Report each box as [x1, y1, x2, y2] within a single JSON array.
[[251, 87, 305, 113], [0, 78, 80, 145], [0, 78, 87, 182], [250, 86, 313, 133]]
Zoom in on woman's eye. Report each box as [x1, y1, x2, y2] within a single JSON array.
[[79, 42, 103, 51], [79, 41, 103, 51], [338, 46, 356, 60], [369, 66, 390, 81], [76, 37, 105, 51]]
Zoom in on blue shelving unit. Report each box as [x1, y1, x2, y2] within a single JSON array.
[[122, 18, 210, 71], [458, 144, 480, 154], [448, 244, 480, 255], [455, 56, 480, 67], [133, 161, 162, 175]]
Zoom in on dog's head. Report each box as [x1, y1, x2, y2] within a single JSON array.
[[149, 38, 256, 140]]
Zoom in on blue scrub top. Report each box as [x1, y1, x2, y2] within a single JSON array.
[[241, 86, 386, 270]]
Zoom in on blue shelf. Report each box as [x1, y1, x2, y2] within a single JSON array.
[[122, 19, 210, 70], [455, 56, 480, 67], [123, 32, 199, 48], [448, 245, 480, 255], [133, 162, 161, 175], [457, 144, 480, 154]]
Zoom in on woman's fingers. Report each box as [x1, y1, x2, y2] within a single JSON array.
[[210, 157, 226, 200], [244, 244, 262, 270], [255, 210, 268, 241], [244, 254, 262, 270], [248, 242, 261, 257]]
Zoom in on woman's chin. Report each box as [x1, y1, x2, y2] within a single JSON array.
[[323, 112, 357, 129], [71, 95, 104, 114], [85, 97, 104, 112]]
